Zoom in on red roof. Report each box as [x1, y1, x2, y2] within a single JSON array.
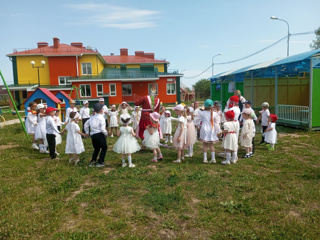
[[103, 55, 168, 64], [56, 91, 72, 101], [38, 88, 61, 103], [7, 44, 99, 57]]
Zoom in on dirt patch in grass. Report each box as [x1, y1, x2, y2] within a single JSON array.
[[66, 179, 96, 202], [103, 168, 114, 175], [278, 133, 309, 138], [0, 144, 19, 150]]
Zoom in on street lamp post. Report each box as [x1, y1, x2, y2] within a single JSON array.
[[211, 53, 222, 101], [31, 60, 45, 87], [270, 16, 290, 57], [212, 53, 222, 77]]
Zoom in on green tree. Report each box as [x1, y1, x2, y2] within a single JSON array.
[[193, 78, 210, 99], [310, 27, 320, 50]]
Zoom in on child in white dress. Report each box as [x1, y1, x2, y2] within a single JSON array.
[[108, 105, 119, 137], [219, 110, 239, 165], [26, 102, 39, 150], [199, 99, 220, 164], [131, 106, 141, 131], [159, 105, 166, 133], [113, 116, 141, 168], [142, 112, 163, 162], [240, 109, 254, 158], [118, 101, 132, 119], [258, 102, 271, 144], [35, 104, 48, 154], [61, 112, 86, 165], [185, 107, 197, 157], [264, 114, 278, 151], [162, 110, 177, 144], [172, 104, 188, 163]]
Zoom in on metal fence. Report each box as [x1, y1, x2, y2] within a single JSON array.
[[278, 104, 309, 124]]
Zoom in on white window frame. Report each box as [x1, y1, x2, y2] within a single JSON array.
[[81, 62, 92, 75], [96, 84, 104, 97], [109, 83, 116, 97], [122, 84, 132, 96], [148, 83, 158, 95], [80, 84, 91, 97], [58, 76, 70, 85], [166, 83, 176, 95]]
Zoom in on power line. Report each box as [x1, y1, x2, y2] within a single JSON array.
[[182, 31, 314, 79]]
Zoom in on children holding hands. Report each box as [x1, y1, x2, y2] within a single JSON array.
[[172, 104, 188, 163], [218, 110, 239, 165], [113, 116, 140, 168], [199, 99, 220, 164], [61, 112, 86, 165], [240, 109, 254, 158], [84, 103, 108, 167], [142, 112, 163, 162]]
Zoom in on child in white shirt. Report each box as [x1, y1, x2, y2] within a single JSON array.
[[258, 102, 271, 144]]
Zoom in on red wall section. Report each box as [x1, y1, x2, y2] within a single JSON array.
[[48, 56, 77, 86], [69, 77, 177, 106]]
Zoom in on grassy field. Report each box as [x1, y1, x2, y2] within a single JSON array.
[[0, 121, 320, 239]]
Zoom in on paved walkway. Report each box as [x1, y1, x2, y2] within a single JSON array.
[[4, 118, 24, 126]]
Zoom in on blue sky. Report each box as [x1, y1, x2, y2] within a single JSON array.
[[1, 0, 319, 88]]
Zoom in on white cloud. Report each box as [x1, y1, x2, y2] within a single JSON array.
[[65, 3, 160, 29]]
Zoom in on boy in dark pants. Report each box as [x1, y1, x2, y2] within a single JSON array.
[[46, 107, 60, 159], [84, 103, 108, 167]]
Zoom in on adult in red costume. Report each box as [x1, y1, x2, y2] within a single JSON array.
[[134, 93, 160, 140]]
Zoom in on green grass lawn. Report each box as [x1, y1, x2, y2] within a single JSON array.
[[0, 122, 320, 239]]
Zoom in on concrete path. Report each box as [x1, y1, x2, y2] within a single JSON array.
[[4, 118, 24, 126]]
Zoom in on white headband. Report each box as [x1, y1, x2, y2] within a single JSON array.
[[72, 112, 80, 119]]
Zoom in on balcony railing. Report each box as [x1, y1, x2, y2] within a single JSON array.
[[278, 104, 309, 125], [69, 69, 182, 81]]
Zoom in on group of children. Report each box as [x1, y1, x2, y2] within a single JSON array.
[[25, 95, 277, 168]]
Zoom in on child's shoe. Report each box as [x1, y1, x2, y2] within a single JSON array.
[[164, 140, 168, 143], [157, 154, 163, 160], [268, 146, 275, 151], [122, 162, 127, 167], [184, 154, 193, 157], [173, 159, 181, 163], [95, 163, 105, 168], [89, 161, 96, 167], [203, 159, 209, 164], [129, 163, 135, 168], [230, 158, 237, 164], [69, 158, 75, 164], [169, 136, 173, 143], [111, 134, 113, 138], [151, 159, 158, 162], [32, 143, 39, 150], [74, 159, 80, 165], [209, 159, 216, 164], [221, 160, 230, 165], [55, 152, 60, 156], [243, 154, 251, 158]]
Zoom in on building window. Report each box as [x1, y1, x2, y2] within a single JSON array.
[[148, 83, 158, 95], [58, 76, 70, 85], [81, 63, 92, 75], [141, 64, 154, 71], [120, 64, 127, 71], [109, 83, 116, 96], [167, 83, 176, 95], [122, 84, 132, 96], [80, 84, 91, 97], [97, 84, 103, 97], [22, 90, 28, 99]]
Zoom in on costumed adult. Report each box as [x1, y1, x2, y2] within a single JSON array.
[[134, 88, 160, 141], [226, 90, 246, 112]]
